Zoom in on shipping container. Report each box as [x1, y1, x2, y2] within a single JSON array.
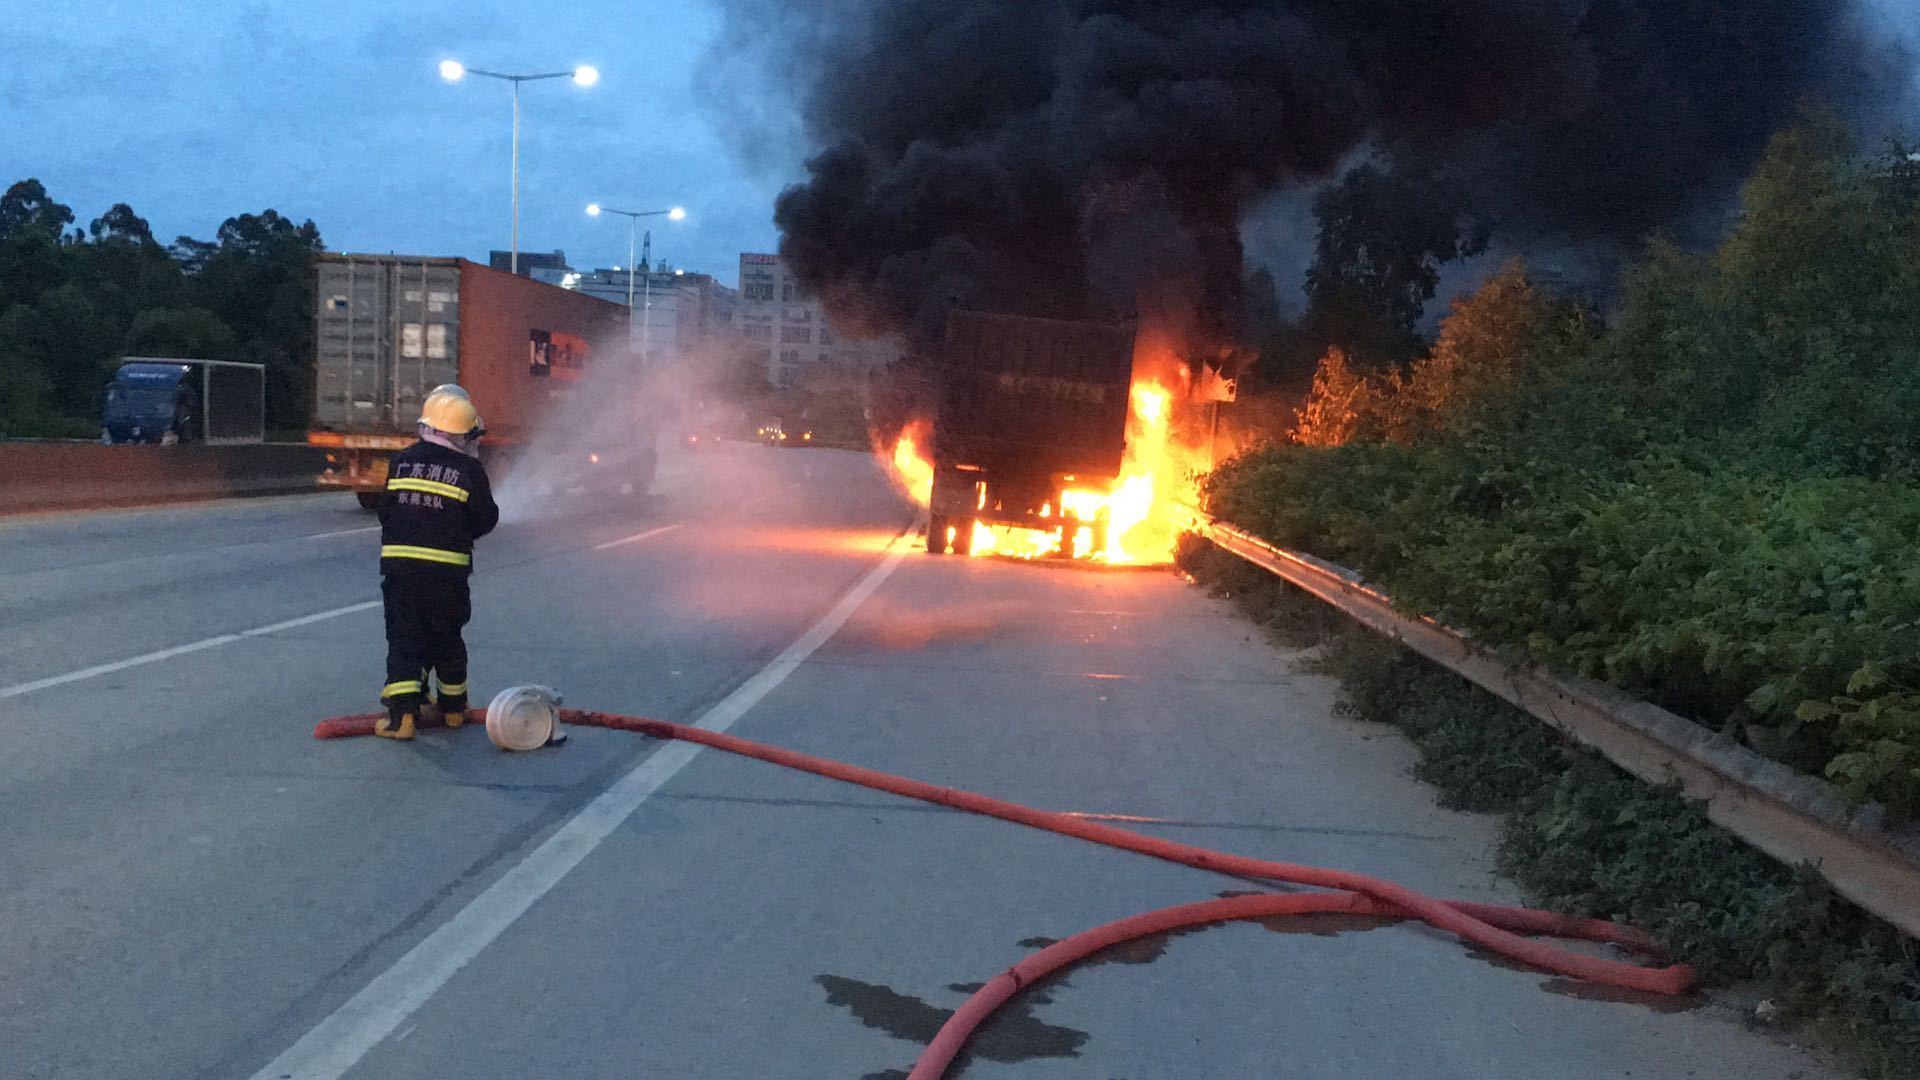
[[308, 254, 655, 508], [927, 310, 1135, 556]]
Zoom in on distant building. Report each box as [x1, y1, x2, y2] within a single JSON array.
[[556, 263, 739, 362], [489, 250, 571, 278], [737, 253, 902, 388]]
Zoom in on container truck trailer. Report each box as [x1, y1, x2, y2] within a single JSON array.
[[926, 310, 1136, 556], [308, 254, 656, 508]]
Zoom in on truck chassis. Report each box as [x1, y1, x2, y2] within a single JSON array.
[[926, 460, 1113, 558]]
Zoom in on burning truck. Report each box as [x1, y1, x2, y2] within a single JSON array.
[[894, 310, 1227, 565], [925, 311, 1134, 557]]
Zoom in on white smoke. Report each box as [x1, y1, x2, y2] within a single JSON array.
[[489, 329, 789, 524]]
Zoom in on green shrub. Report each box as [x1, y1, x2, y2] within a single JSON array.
[[1205, 123, 1920, 816]]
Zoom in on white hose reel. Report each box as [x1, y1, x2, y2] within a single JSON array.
[[484, 685, 568, 751]]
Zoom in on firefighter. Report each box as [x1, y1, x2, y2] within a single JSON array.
[[375, 384, 500, 740]]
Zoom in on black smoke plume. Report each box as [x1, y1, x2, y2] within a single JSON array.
[[731, 1, 1911, 349]]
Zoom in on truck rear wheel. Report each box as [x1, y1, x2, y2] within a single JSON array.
[[951, 518, 975, 557], [927, 514, 950, 555], [356, 491, 383, 512]]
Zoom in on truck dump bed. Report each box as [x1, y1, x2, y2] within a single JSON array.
[[935, 310, 1134, 480]]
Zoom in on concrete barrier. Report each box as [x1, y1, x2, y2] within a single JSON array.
[[0, 441, 328, 515]]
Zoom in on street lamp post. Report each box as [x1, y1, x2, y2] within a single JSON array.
[[441, 59, 599, 276], [585, 204, 686, 362]]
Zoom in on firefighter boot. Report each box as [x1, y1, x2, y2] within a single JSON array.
[[376, 688, 420, 741], [374, 710, 417, 741], [439, 683, 470, 729]]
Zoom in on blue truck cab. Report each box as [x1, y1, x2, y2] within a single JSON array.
[[103, 362, 199, 444], [101, 358, 265, 446]]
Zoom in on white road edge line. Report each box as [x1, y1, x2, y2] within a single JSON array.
[[0, 600, 383, 701], [590, 522, 684, 551], [299, 526, 382, 541], [248, 533, 911, 1080]]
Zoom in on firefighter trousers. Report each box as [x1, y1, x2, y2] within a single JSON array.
[[381, 571, 472, 718]]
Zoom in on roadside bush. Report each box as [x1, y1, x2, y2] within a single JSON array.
[[1208, 125, 1920, 818], [1209, 447, 1920, 816]]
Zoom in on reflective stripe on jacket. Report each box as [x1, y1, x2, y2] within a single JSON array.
[[377, 439, 498, 576]]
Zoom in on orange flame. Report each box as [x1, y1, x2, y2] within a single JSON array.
[[883, 419, 934, 508], [1064, 377, 1202, 565]]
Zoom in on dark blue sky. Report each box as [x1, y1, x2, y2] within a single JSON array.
[[4, 0, 794, 287], [9, 2, 1919, 297]]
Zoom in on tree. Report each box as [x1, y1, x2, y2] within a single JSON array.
[[0, 179, 75, 243], [0, 181, 77, 309], [30, 282, 127, 418], [0, 305, 56, 434], [212, 209, 321, 257], [1292, 347, 1376, 448], [1287, 265, 1590, 449], [1391, 264, 1591, 444], [124, 306, 239, 361], [0, 228, 65, 310], [186, 209, 324, 428], [0, 179, 337, 434], [89, 203, 156, 247], [1302, 162, 1488, 366], [169, 236, 218, 276]]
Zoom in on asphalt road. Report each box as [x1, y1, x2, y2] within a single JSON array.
[[0, 444, 1844, 1079]]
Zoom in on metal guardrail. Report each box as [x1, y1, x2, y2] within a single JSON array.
[[1197, 516, 1920, 940]]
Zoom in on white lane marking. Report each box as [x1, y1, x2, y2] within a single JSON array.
[[588, 480, 798, 553], [590, 522, 685, 552], [299, 526, 381, 541], [248, 533, 911, 1080], [3, 513, 691, 700], [0, 601, 382, 701]]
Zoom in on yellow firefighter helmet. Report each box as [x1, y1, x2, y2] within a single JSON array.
[[420, 384, 483, 436]]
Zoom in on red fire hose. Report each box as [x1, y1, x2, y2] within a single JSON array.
[[316, 709, 1695, 1077]]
